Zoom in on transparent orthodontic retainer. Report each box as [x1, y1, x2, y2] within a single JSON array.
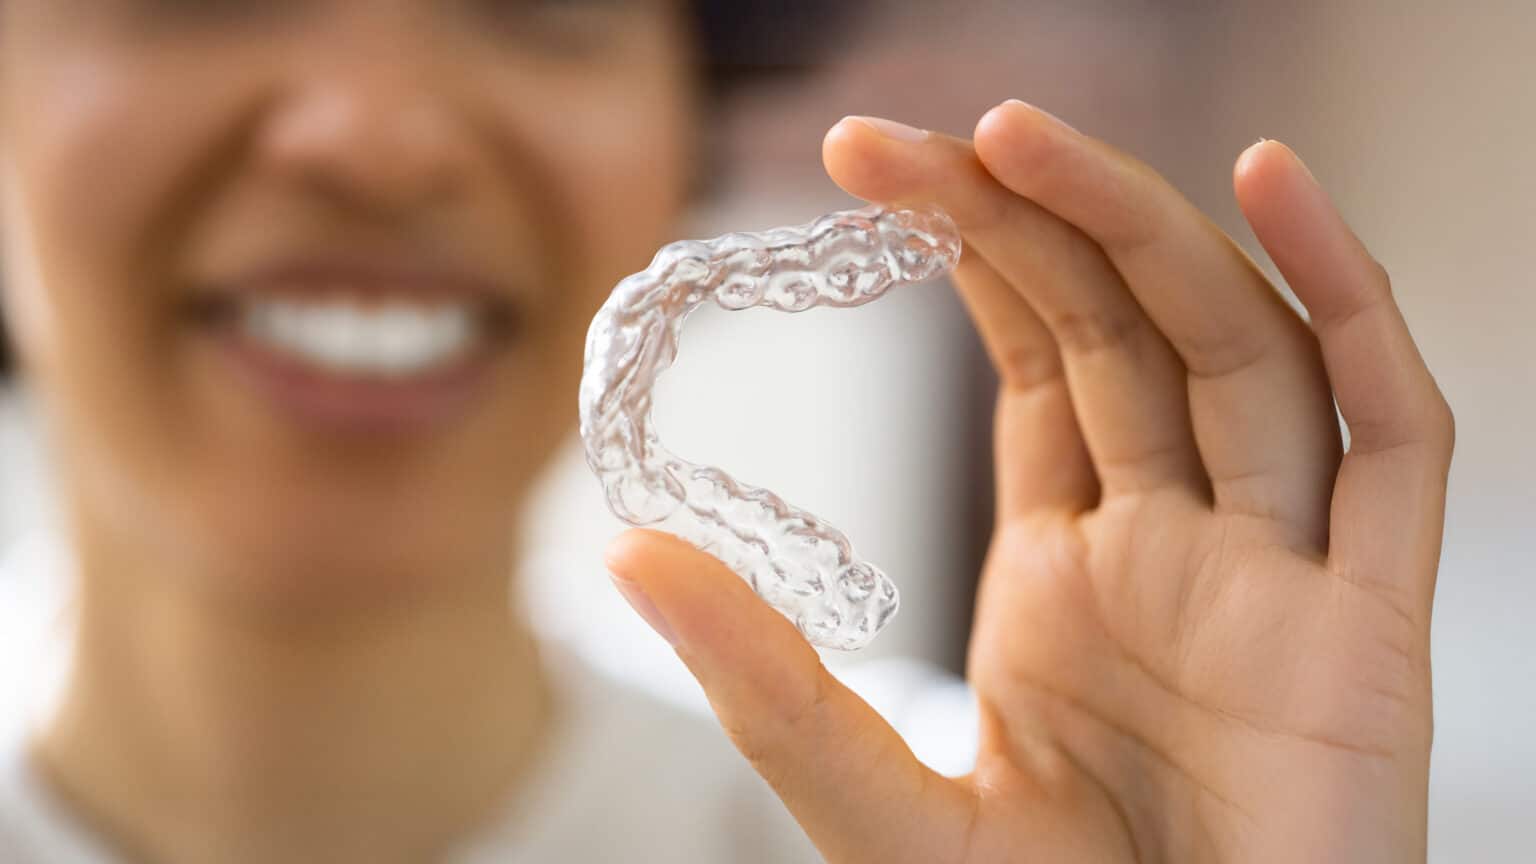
[[578, 204, 962, 650]]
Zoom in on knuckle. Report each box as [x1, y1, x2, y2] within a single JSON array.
[[1368, 257, 1394, 295], [1430, 391, 1457, 454], [1179, 324, 1273, 380], [966, 185, 1018, 236], [996, 344, 1062, 391], [720, 718, 791, 788], [1049, 308, 1142, 356], [779, 664, 835, 736], [720, 664, 833, 781]]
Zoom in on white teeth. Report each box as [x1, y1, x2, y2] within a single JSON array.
[[242, 297, 476, 377]]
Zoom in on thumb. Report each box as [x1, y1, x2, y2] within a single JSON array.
[[604, 529, 975, 864]]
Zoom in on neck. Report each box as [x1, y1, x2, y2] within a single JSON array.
[[33, 535, 552, 864]]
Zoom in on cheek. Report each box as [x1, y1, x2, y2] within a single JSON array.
[[0, 43, 307, 553], [8, 63, 165, 381], [492, 69, 694, 432], [4, 49, 254, 419], [558, 83, 693, 268]]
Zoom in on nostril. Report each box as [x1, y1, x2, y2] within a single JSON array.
[[257, 83, 468, 215]]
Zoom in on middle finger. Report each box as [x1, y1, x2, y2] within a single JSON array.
[[825, 116, 1208, 503], [973, 101, 1342, 550]]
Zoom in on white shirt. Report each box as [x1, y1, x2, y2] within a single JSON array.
[[0, 534, 977, 863], [0, 648, 824, 863]]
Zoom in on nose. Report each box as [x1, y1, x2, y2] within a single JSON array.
[[256, 37, 473, 219]]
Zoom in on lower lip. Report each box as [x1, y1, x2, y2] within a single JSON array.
[[212, 327, 500, 436]]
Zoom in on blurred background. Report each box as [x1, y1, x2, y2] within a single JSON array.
[[1, 1, 1530, 860]]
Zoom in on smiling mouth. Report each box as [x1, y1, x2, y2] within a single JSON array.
[[235, 294, 512, 377], [189, 270, 524, 433]]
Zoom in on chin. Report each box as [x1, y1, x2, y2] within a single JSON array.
[[159, 481, 520, 622]]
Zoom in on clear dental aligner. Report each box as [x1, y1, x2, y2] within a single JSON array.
[[578, 205, 962, 650]]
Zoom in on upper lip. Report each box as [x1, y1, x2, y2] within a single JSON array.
[[208, 255, 516, 302]]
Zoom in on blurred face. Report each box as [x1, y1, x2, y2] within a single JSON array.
[[0, 1, 696, 606]]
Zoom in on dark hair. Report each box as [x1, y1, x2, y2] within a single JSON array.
[[0, 3, 861, 378], [692, 0, 862, 92]]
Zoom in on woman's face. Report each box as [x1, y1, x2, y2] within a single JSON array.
[[0, 1, 696, 605]]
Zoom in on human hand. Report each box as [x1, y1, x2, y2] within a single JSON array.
[[605, 101, 1453, 863]]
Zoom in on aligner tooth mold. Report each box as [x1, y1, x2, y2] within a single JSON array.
[[578, 205, 962, 650]]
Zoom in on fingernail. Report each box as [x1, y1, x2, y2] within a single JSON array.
[[1002, 98, 1078, 134], [610, 575, 678, 645], [1256, 138, 1319, 186], [848, 115, 929, 143], [1286, 144, 1319, 185]]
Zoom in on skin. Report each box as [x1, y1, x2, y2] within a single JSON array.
[[0, 2, 693, 862], [0, 2, 1452, 863], [608, 107, 1453, 863]]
